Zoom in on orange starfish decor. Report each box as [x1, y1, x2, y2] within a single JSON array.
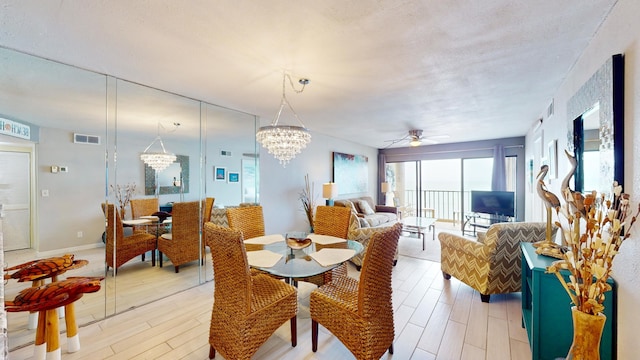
[[4, 254, 89, 282]]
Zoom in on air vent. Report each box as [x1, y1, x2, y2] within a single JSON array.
[[74, 133, 100, 145], [220, 150, 232, 157]]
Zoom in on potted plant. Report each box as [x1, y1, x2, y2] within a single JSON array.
[[299, 174, 316, 232]]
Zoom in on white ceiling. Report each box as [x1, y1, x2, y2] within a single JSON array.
[[0, 1, 618, 148]]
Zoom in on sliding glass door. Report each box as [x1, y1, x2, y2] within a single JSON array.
[[385, 156, 517, 226]]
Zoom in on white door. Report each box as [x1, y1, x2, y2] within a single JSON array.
[[0, 146, 32, 250]]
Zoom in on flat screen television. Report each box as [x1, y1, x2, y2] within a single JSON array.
[[470, 190, 515, 218]]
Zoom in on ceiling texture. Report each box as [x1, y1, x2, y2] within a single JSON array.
[[0, 1, 618, 149]]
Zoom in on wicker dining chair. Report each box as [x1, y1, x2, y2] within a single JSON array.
[[129, 198, 159, 232], [298, 205, 352, 287], [226, 205, 265, 239], [203, 197, 215, 226], [310, 222, 402, 360], [158, 201, 202, 273], [204, 223, 298, 360], [101, 203, 157, 272]]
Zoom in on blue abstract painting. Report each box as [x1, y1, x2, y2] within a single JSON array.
[[333, 152, 368, 195]]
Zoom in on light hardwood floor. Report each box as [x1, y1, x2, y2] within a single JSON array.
[[8, 259, 531, 360], [8, 228, 532, 359]]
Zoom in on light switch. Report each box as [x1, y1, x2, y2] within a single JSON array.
[[51, 166, 58, 173], [60, 166, 68, 173]]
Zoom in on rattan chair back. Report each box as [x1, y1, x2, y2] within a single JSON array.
[[157, 201, 201, 272], [314, 205, 351, 239], [130, 198, 159, 218], [204, 222, 298, 360], [205, 223, 252, 310], [358, 222, 402, 316], [310, 222, 402, 359], [203, 197, 215, 226], [226, 205, 265, 239]]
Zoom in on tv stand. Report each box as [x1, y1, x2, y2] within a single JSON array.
[[462, 212, 513, 236]]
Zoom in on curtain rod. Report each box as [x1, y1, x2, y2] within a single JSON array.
[[382, 144, 524, 157]]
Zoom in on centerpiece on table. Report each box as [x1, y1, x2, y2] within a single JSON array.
[[546, 182, 639, 359]]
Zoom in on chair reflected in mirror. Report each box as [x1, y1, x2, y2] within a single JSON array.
[[158, 201, 202, 273], [101, 203, 157, 272]]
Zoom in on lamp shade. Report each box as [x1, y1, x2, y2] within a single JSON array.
[[322, 183, 338, 199], [381, 182, 391, 193]]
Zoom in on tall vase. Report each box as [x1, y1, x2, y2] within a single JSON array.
[[566, 306, 606, 360]]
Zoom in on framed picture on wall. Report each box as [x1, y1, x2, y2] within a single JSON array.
[[548, 139, 558, 179], [228, 172, 239, 183], [214, 166, 226, 181]]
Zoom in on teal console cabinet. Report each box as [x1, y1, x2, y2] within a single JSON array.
[[521, 242, 616, 360]]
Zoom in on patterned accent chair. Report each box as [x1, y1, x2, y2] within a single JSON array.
[[439, 222, 557, 302]]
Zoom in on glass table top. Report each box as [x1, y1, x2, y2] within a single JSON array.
[[247, 235, 363, 279]]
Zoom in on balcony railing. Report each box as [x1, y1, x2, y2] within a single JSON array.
[[400, 190, 472, 223]]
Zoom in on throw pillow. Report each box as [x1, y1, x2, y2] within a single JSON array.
[[357, 200, 375, 215]]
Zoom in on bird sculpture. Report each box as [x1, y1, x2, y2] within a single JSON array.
[[535, 164, 561, 246], [560, 149, 586, 216]]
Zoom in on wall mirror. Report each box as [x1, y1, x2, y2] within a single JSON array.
[[568, 54, 624, 194], [1, 45, 260, 351], [144, 154, 190, 195]]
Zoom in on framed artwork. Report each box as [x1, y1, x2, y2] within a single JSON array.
[[228, 172, 239, 183], [332, 152, 368, 195], [548, 139, 558, 179], [214, 166, 226, 181]]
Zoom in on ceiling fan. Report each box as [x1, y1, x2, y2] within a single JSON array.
[[383, 129, 448, 148]]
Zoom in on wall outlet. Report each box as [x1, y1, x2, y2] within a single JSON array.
[[41, 189, 49, 197], [77, 231, 83, 238]]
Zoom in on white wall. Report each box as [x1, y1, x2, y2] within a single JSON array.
[[260, 130, 378, 235], [525, 0, 639, 357]]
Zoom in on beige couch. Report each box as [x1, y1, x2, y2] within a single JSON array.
[[334, 196, 399, 269], [334, 196, 398, 228]]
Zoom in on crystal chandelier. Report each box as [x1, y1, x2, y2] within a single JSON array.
[[140, 124, 177, 172], [256, 73, 311, 167]]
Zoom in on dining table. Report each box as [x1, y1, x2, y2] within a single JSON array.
[[244, 233, 364, 285]]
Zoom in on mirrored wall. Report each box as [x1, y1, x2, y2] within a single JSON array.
[[0, 46, 259, 350]]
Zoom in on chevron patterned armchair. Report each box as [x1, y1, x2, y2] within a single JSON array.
[[438, 222, 557, 303]]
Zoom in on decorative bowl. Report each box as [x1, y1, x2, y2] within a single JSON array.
[[286, 232, 312, 250]]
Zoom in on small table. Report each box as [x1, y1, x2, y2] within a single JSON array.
[[401, 217, 436, 250], [247, 236, 364, 283]]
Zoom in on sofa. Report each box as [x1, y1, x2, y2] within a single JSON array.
[[334, 196, 398, 228], [438, 222, 557, 302]]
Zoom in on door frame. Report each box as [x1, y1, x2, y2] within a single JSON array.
[[0, 141, 37, 250]]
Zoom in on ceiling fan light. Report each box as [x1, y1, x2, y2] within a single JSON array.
[[409, 138, 422, 147]]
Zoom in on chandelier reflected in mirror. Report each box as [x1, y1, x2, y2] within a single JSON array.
[[141, 123, 178, 172], [256, 73, 311, 167]]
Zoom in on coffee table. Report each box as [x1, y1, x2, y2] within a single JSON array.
[[401, 217, 436, 250]]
